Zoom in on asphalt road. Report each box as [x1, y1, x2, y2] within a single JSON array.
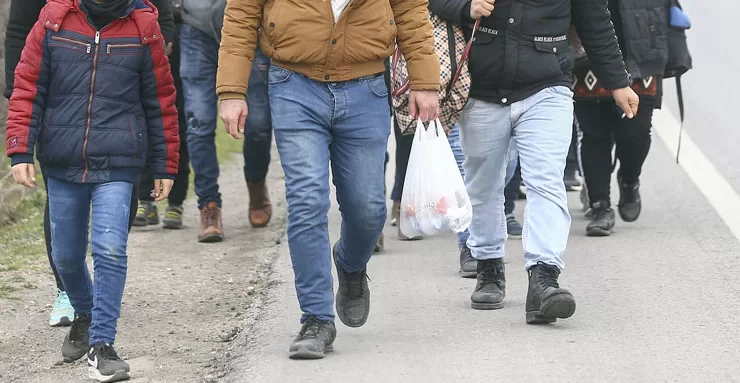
[[226, 7, 740, 382]]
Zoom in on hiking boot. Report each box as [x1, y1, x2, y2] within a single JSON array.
[[133, 201, 158, 226], [198, 202, 224, 243], [526, 263, 576, 324], [617, 174, 642, 223], [586, 201, 616, 237], [162, 205, 183, 229], [289, 316, 336, 360], [390, 200, 400, 226], [470, 258, 506, 310], [374, 232, 385, 253], [50, 289, 74, 327], [62, 314, 91, 362], [87, 343, 130, 382], [247, 180, 272, 228], [459, 245, 477, 278], [332, 243, 370, 327], [506, 214, 523, 239]]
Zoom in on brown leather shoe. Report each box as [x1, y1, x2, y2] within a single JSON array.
[[198, 202, 224, 243], [247, 180, 272, 228]]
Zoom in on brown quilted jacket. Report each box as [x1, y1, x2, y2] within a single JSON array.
[[216, 0, 440, 101]]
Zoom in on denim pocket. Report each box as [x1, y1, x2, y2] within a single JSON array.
[[268, 65, 293, 85], [363, 76, 389, 98]]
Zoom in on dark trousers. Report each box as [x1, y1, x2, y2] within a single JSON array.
[[138, 24, 190, 204], [43, 170, 137, 291], [390, 120, 414, 201], [575, 100, 654, 206]]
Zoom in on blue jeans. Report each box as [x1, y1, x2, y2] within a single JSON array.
[[47, 178, 132, 345], [180, 25, 273, 207], [459, 87, 574, 270], [269, 66, 389, 322], [448, 125, 518, 249]]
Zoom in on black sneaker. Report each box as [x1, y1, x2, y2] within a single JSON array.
[[564, 169, 582, 191], [586, 201, 616, 237], [470, 258, 506, 310], [617, 174, 642, 223], [289, 316, 337, 360], [459, 245, 477, 278], [62, 314, 91, 362], [506, 214, 523, 239], [332, 243, 370, 327], [526, 263, 576, 324], [87, 343, 130, 382]]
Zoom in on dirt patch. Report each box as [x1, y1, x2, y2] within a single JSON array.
[[0, 153, 286, 383]]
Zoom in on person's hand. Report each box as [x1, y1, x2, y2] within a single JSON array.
[[408, 90, 440, 122], [612, 87, 639, 119], [219, 99, 248, 139], [165, 42, 173, 56], [152, 179, 174, 202], [470, 0, 495, 20], [11, 163, 36, 188]]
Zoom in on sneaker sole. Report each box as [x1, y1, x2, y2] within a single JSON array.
[[471, 301, 504, 310], [132, 218, 148, 227], [162, 220, 183, 229], [586, 227, 612, 237], [618, 206, 641, 223], [63, 352, 88, 363], [88, 367, 130, 383], [50, 316, 73, 327], [198, 234, 225, 243], [507, 233, 522, 240], [289, 344, 334, 360], [459, 270, 477, 279]]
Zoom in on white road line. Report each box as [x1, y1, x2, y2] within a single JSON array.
[[653, 108, 740, 240]]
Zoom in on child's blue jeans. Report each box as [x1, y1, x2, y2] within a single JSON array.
[[47, 177, 133, 345]]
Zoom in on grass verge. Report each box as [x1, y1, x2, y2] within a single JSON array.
[[0, 124, 242, 299]]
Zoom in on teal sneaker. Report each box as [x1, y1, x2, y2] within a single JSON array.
[[50, 289, 74, 327]]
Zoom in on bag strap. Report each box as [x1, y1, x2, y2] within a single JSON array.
[[392, 19, 482, 98], [675, 75, 685, 164]]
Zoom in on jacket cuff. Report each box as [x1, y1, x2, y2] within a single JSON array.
[[604, 75, 632, 91], [461, 2, 474, 24], [10, 153, 34, 166], [153, 173, 176, 181], [409, 83, 441, 91], [218, 91, 247, 102]]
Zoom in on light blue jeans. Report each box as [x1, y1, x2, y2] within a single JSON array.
[[448, 125, 518, 249], [269, 66, 389, 322], [458, 87, 574, 270]]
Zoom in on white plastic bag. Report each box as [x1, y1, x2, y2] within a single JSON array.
[[400, 119, 473, 237]]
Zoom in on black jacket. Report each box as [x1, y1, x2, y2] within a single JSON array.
[[3, 0, 175, 99], [610, 0, 670, 80], [428, 0, 630, 104]]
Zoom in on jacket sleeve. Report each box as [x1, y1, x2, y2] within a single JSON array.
[[4, 0, 47, 99], [216, 0, 266, 101], [150, 0, 176, 45], [571, 0, 630, 90], [427, 0, 471, 26], [6, 17, 50, 165], [390, 0, 440, 91], [140, 38, 180, 180]]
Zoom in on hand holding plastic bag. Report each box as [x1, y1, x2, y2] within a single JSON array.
[[400, 119, 473, 238]]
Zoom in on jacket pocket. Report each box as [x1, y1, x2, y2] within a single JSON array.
[[106, 43, 143, 55], [127, 116, 139, 159], [264, 1, 284, 48], [49, 35, 91, 54], [516, 40, 564, 84]]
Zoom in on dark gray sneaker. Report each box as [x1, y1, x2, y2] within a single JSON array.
[[617, 174, 642, 223], [289, 316, 336, 360], [459, 245, 477, 278], [470, 258, 506, 310], [332, 243, 370, 328], [62, 314, 91, 362], [586, 201, 616, 237], [87, 343, 130, 382], [506, 214, 523, 239]]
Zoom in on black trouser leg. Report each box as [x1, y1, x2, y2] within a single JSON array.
[[575, 102, 616, 205], [504, 161, 522, 215], [42, 168, 65, 291], [565, 117, 579, 175], [614, 102, 654, 185], [390, 119, 414, 202]]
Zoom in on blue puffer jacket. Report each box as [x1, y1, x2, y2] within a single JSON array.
[[5, 0, 179, 184]]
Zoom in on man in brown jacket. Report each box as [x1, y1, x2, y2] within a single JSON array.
[[217, 0, 440, 359]]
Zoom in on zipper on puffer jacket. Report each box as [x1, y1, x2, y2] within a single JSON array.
[[81, 30, 103, 183]]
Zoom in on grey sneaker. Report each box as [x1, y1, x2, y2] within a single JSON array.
[[506, 214, 523, 239], [133, 201, 158, 226], [289, 316, 336, 360], [459, 245, 477, 278], [87, 343, 130, 382], [332, 243, 370, 327], [162, 205, 184, 229], [62, 314, 91, 362]]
